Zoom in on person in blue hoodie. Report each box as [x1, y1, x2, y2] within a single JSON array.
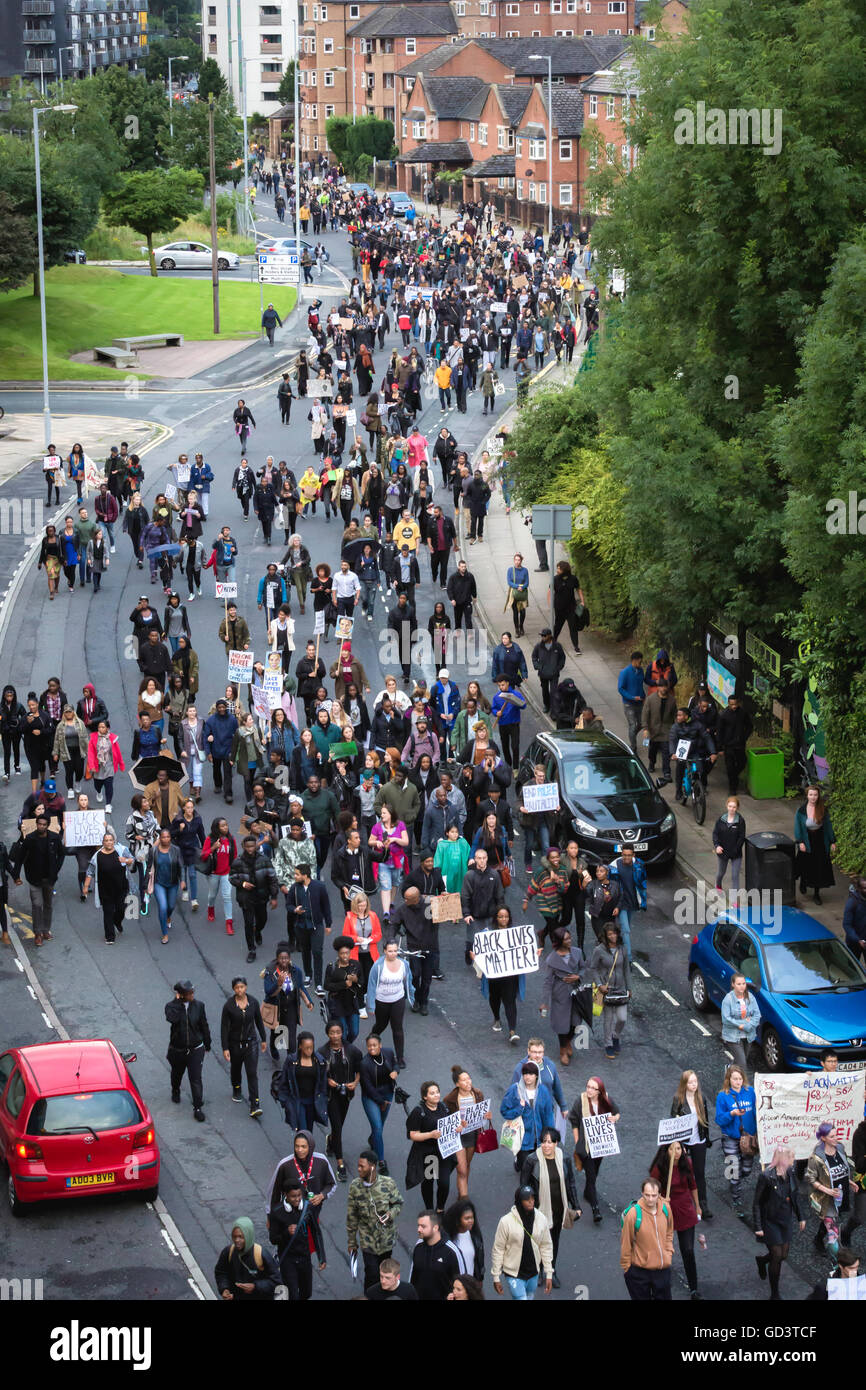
[[189, 454, 214, 518], [203, 698, 239, 804], [491, 677, 527, 772], [609, 847, 647, 964], [617, 650, 645, 753], [430, 668, 460, 757], [500, 1061, 557, 1168], [714, 1063, 757, 1210]]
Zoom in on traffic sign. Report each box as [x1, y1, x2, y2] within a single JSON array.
[[258, 252, 300, 284]]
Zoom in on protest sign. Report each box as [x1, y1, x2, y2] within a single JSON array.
[[674, 738, 692, 761], [83, 453, 103, 492], [583, 1112, 620, 1159], [314, 610, 326, 635], [522, 782, 560, 814], [335, 616, 355, 641], [21, 818, 62, 837], [512, 273, 528, 290], [457, 1098, 491, 1136], [307, 379, 333, 397], [437, 1112, 463, 1159], [338, 316, 355, 330], [431, 892, 462, 923], [420, 288, 434, 302], [263, 670, 283, 710], [164, 484, 178, 502], [228, 650, 254, 684], [215, 582, 238, 599], [346, 409, 357, 428], [828, 1276, 866, 1302], [64, 809, 107, 849], [755, 1071, 866, 1161], [329, 740, 358, 761], [43, 453, 62, 472], [176, 463, 191, 485], [251, 685, 271, 721], [491, 301, 508, 313], [657, 1115, 696, 1147], [471, 924, 538, 978]]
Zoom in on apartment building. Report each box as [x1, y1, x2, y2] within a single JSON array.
[[0, 0, 148, 87], [634, 0, 689, 40], [579, 48, 640, 207], [203, 0, 298, 113]]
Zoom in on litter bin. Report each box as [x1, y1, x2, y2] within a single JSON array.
[[744, 831, 796, 906], [746, 745, 785, 799]]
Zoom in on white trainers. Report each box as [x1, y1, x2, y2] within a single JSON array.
[[67, 789, 75, 799], [188, 593, 195, 603], [104, 803, 112, 812], [191, 899, 199, 911], [96, 790, 103, 802], [359, 1007, 368, 1019], [110, 545, 116, 554]]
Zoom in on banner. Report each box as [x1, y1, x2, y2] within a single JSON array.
[[431, 892, 462, 923], [522, 782, 560, 814], [755, 1070, 866, 1161], [656, 1115, 696, 1147], [83, 452, 103, 492], [228, 650, 254, 684], [64, 809, 106, 849], [251, 685, 271, 721], [583, 1112, 620, 1159], [215, 582, 238, 599], [471, 924, 538, 978]]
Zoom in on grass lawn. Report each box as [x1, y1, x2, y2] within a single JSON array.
[[84, 216, 255, 260], [0, 267, 296, 381]]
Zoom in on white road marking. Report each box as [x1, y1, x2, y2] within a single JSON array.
[[690, 1019, 711, 1036], [661, 990, 680, 1007], [160, 1227, 179, 1257], [41, 1010, 54, 1029], [632, 962, 650, 978], [154, 1197, 216, 1300], [187, 1277, 206, 1301], [26, 984, 36, 1000]]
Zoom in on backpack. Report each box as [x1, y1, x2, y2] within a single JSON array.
[[270, 1068, 283, 1107], [621, 1199, 671, 1233]]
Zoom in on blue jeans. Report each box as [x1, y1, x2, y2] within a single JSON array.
[[361, 1095, 391, 1161], [102, 520, 115, 546], [505, 1274, 539, 1300], [168, 636, 181, 654], [185, 864, 198, 900], [93, 776, 114, 804], [522, 821, 550, 869], [207, 873, 233, 920], [332, 1011, 360, 1043], [360, 579, 378, 617], [77, 554, 92, 584], [618, 908, 632, 960], [438, 387, 452, 409], [153, 882, 179, 933]]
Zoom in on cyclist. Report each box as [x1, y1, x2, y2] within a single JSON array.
[[668, 707, 718, 805]]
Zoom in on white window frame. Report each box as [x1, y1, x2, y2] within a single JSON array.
[[606, 94, 616, 119], [383, 72, 394, 88], [516, 179, 523, 198], [644, 25, 655, 38], [537, 181, 547, 203], [402, 118, 408, 137], [621, 142, 631, 165], [456, 0, 466, 11], [479, 122, 488, 145], [313, 133, 319, 148], [528, 136, 546, 160], [405, 36, 416, 53], [505, 29, 519, 36], [412, 119, 426, 138], [309, 69, 317, 86], [558, 183, 573, 204], [480, 0, 489, 10], [567, 0, 577, 9], [559, 138, 572, 159], [555, 30, 574, 36], [497, 125, 506, 148], [515, 136, 522, 155], [588, 93, 597, 117], [325, 103, 335, 117], [608, 28, 622, 34], [585, 0, 591, 9], [323, 36, 333, 52], [551, 0, 562, 10], [324, 69, 334, 86], [505, 2, 519, 12], [608, 0, 625, 10], [320, 4, 327, 18], [307, 36, 316, 53], [349, 3, 359, 14], [469, 122, 476, 139], [310, 102, 318, 117], [312, 3, 318, 17], [531, 29, 541, 35]]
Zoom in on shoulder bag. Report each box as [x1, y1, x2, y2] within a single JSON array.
[[592, 950, 619, 1017]]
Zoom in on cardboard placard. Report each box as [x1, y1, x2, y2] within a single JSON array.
[[314, 610, 326, 635], [21, 817, 62, 837], [251, 685, 271, 721], [263, 671, 284, 710], [215, 582, 238, 599], [335, 616, 355, 641], [512, 273, 528, 290], [164, 484, 178, 502], [755, 1071, 866, 1161], [431, 892, 462, 923]]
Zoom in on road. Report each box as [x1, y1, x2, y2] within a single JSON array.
[[0, 209, 816, 1304]]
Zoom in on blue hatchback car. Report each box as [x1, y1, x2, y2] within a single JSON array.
[[688, 905, 866, 1070]]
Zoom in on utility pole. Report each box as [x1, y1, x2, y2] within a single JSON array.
[[208, 96, 220, 333], [292, 18, 301, 259]]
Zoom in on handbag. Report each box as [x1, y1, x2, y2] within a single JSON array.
[[261, 999, 280, 1031], [592, 950, 619, 1016], [739, 1130, 758, 1157], [497, 861, 512, 889], [475, 1122, 499, 1155], [196, 848, 216, 877], [562, 1206, 581, 1229]]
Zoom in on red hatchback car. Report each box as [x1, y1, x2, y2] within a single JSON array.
[[0, 1040, 160, 1216]]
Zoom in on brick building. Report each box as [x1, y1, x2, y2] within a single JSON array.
[[579, 48, 640, 209], [634, 0, 689, 40]]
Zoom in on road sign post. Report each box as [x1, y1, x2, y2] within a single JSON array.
[[532, 505, 576, 637], [257, 252, 300, 285]]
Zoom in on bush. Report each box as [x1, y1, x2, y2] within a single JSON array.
[[215, 193, 237, 233]]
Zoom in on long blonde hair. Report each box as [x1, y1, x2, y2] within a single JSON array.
[[674, 1069, 707, 1127]]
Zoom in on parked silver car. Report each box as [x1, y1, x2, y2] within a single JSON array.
[[143, 241, 240, 271]]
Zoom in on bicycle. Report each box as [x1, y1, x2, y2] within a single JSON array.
[[681, 754, 708, 825]]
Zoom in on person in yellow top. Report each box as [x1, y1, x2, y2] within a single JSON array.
[[299, 466, 321, 516], [393, 510, 421, 552], [435, 361, 453, 410], [299, 203, 311, 232]]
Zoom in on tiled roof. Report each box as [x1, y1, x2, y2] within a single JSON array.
[[549, 85, 585, 137], [493, 83, 533, 126], [580, 50, 642, 96], [466, 153, 516, 177], [348, 4, 456, 38], [422, 75, 487, 118], [474, 35, 630, 75], [397, 39, 473, 77], [397, 139, 473, 163]]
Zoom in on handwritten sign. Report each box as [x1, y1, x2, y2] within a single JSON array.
[[176, 463, 191, 485], [43, 453, 63, 472], [263, 671, 284, 710], [64, 809, 107, 849], [216, 582, 238, 599], [164, 484, 178, 503], [314, 610, 326, 635], [83, 453, 103, 491], [431, 892, 462, 923], [583, 1112, 620, 1159], [657, 1114, 696, 1147], [491, 301, 507, 313], [251, 685, 271, 721], [522, 782, 560, 814], [472, 924, 538, 978], [755, 1071, 866, 1162], [21, 817, 62, 837], [346, 409, 357, 428], [228, 650, 254, 684], [512, 273, 528, 290]]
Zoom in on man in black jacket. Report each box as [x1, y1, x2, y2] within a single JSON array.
[[165, 979, 212, 1121], [427, 505, 458, 589], [465, 471, 492, 543], [460, 847, 503, 964], [387, 593, 416, 683], [371, 698, 409, 756], [446, 560, 476, 631], [715, 693, 753, 795], [296, 642, 326, 724], [269, 1180, 326, 1300], [229, 836, 279, 963], [410, 1211, 459, 1300], [531, 629, 566, 713], [389, 885, 436, 1013], [138, 629, 173, 688], [402, 850, 447, 981], [283, 863, 332, 990], [331, 828, 376, 911], [9, 814, 65, 946], [389, 545, 421, 605], [433, 428, 458, 488]]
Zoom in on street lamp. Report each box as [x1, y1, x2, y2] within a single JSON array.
[[33, 103, 77, 451], [57, 45, 76, 94], [167, 54, 188, 140], [528, 53, 554, 237], [291, 20, 301, 262]]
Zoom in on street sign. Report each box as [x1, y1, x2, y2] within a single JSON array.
[[531, 505, 574, 540], [258, 252, 300, 284]]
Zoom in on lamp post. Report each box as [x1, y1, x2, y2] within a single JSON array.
[[167, 53, 188, 140], [33, 104, 78, 451], [528, 52, 553, 237], [57, 45, 75, 94], [351, 39, 356, 124], [292, 19, 301, 260]]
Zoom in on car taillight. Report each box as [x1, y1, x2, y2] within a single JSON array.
[[16, 1140, 43, 1160], [132, 1127, 154, 1150]]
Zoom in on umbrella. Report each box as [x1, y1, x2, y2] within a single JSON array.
[[340, 536, 369, 569], [129, 754, 188, 792]]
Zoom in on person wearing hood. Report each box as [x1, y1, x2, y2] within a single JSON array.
[[644, 649, 677, 697], [215, 1216, 281, 1301], [532, 629, 566, 714], [266, 1127, 336, 1219], [491, 1185, 554, 1300], [500, 1062, 557, 1166], [268, 1177, 326, 1300], [75, 684, 110, 734], [0, 685, 26, 781]]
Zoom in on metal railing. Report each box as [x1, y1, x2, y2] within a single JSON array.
[[21, 0, 55, 13], [24, 55, 57, 70], [24, 27, 56, 41]]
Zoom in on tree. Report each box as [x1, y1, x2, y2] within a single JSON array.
[[197, 58, 227, 102], [0, 192, 36, 292], [103, 167, 204, 275], [78, 67, 169, 171], [276, 61, 296, 108], [145, 37, 202, 83], [325, 115, 352, 165], [0, 134, 104, 295], [165, 100, 239, 185], [344, 116, 397, 173]]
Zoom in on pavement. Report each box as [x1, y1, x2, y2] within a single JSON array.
[[460, 354, 844, 935]]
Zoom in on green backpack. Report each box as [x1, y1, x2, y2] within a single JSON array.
[[621, 1199, 670, 1233]]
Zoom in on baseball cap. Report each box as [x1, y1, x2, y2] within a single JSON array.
[[44, 779, 56, 793]]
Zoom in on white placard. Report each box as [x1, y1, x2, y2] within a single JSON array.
[[583, 1112, 620, 1159], [346, 409, 357, 428], [657, 1114, 696, 1147], [828, 1276, 866, 1302], [263, 670, 283, 710], [215, 582, 238, 599], [674, 738, 692, 761], [251, 685, 271, 721], [314, 609, 325, 635], [436, 1112, 463, 1159], [176, 463, 191, 485], [472, 924, 538, 978], [522, 782, 560, 814], [228, 650, 254, 684], [64, 809, 106, 849], [164, 484, 178, 502], [755, 1071, 866, 1162], [491, 301, 508, 313], [43, 453, 62, 472]]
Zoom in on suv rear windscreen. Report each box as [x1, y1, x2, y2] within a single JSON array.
[[561, 754, 651, 797], [28, 1089, 143, 1135]]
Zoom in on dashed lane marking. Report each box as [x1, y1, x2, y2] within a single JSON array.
[[632, 962, 650, 978], [661, 990, 680, 1007], [690, 1019, 711, 1036]]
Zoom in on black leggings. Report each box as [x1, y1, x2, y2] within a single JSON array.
[[229, 1042, 260, 1102], [373, 997, 406, 1061], [677, 1226, 698, 1292], [62, 751, 84, 792], [553, 609, 583, 650], [327, 1090, 351, 1161], [686, 1141, 708, 1208], [488, 977, 518, 1030], [421, 1170, 451, 1213], [758, 1242, 789, 1298], [1, 731, 20, 776], [582, 1154, 603, 1208], [101, 893, 125, 943]]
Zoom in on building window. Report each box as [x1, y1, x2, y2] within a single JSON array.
[[622, 142, 631, 164], [551, 0, 562, 8], [585, 0, 591, 9], [323, 36, 333, 52], [608, 27, 622, 33], [605, 141, 614, 162], [469, 122, 476, 139], [559, 138, 572, 159], [405, 37, 416, 53], [309, 70, 317, 85], [384, 106, 395, 121], [312, 3, 318, 16], [528, 136, 546, 159], [515, 137, 522, 156], [384, 72, 394, 88], [320, 5, 327, 18], [531, 28, 541, 35], [325, 103, 335, 116], [644, 25, 655, 38], [608, 0, 625, 9], [498, 125, 506, 148], [588, 93, 597, 116], [208, 4, 216, 16], [566, 0, 577, 9], [606, 95, 615, 119], [456, 0, 466, 11], [324, 69, 334, 85], [516, 179, 523, 198], [412, 120, 426, 138], [555, 29, 574, 35], [313, 134, 319, 148], [559, 183, 573, 203], [584, 28, 593, 34], [208, 32, 217, 51], [402, 119, 408, 137], [310, 103, 318, 117], [506, 1, 519, 10], [349, 3, 360, 13], [537, 182, 547, 202], [307, 36, 316, 53]]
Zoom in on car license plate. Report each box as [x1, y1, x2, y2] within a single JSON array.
[[838, 1062, 864, 1072], [614, 841, 649, 853], [66, 1172, 115, 1188]]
